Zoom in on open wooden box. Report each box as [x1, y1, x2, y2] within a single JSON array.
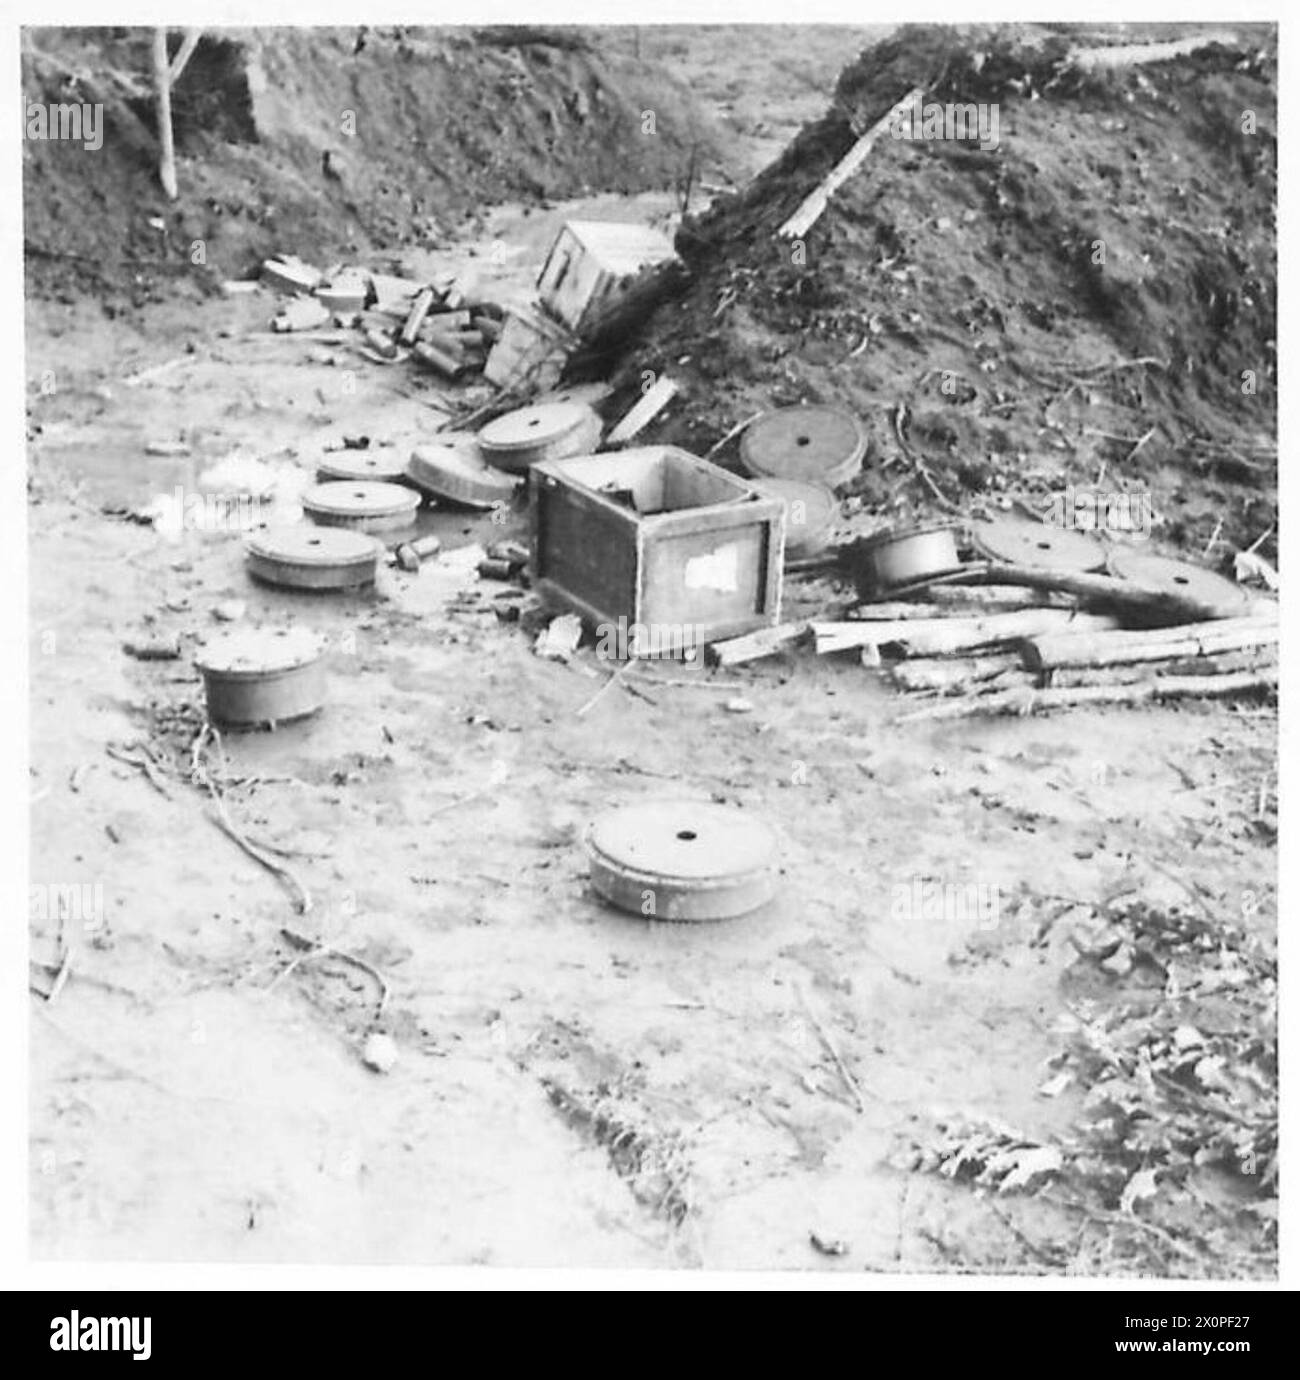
[[530, 445, 785, 653]]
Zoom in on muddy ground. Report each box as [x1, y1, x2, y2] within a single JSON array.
[[26, 27, 1276, 1277]]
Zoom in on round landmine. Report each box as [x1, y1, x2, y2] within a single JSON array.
[[739, 405, 866, 489], [406, 434, 522, 509], [1106, 548, 1251, 611], [194, 627, 326, 728], [477, 402, 603, 474], [757, 479, 839, 561], [970, 515, 1107, 572], [316, 449, 409, 484], [301, 480, 421, 533], [855, 522, 964, 596], [587, 800, 780, 922], [245, 525, 381, 591]]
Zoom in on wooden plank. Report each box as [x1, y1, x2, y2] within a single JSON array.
[[708, 621, 810, 666], [778, 87, 924, 239], [606, 376, 678, 447], [812, 608, 1117, 657]]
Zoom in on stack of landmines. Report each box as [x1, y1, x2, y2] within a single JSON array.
[[710, 580, 1279, 721], [261, 256, 503, 380]]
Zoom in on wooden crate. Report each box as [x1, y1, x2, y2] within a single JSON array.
[[483, 303, 575, 391], [537, 221, 678, 334], [530, 446, 785, 653]]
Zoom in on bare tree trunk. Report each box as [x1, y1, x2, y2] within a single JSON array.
[[153, 28, 178, 200]]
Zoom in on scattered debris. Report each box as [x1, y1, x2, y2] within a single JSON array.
[[123, 634, 181, 661], [212, 599, 246, 623], [272, 296, 332, 333], [533, 612, 584, 661], [360, 1031, 399, 1074], [262, 255, 323, 294], [392, 534, 442, 574]]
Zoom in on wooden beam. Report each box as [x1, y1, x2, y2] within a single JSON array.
[[778, 87, 924, 239], [1022, 615, 1279, 673]]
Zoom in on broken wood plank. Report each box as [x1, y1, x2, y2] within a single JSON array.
[[606, 375, 678, 447], [708, 621, 810, 667], [812, 608, 1117, 657], [778, 87, 924, 239], [848, 587, 1059, 620]]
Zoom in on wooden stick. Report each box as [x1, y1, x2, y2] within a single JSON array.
[[704, 412, 761, 459], [271, 926, 390, 1017], [1023, 616, 1279, 672], [797, 987, 867, 1113], [813, 608, 1117, 657], [1049, 648, 1276, 689], [897, 666, 1277, 722], [952, 562, 1253, 624]]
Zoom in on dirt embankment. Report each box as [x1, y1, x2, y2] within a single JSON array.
[[22, 25, 730, 306], [605, 24, 1277, 556]]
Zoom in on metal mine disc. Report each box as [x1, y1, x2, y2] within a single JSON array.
[[194, 627, 326, 728], [757, 479, 839, 561], [406, 435, 522, 509], [970, 515, 1107, 572], [301, 480, 421, 533], [857, 522, 964, 592], [316, 450, 410, 484], [739, 405, 866, 489], [586, 801, 780, 922], [477, 402, 603, 474], [1106, 548, 1252, 609], [245, 525, 381, 591]]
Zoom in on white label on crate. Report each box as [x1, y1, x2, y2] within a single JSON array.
[[684, 544, 740, 593]]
